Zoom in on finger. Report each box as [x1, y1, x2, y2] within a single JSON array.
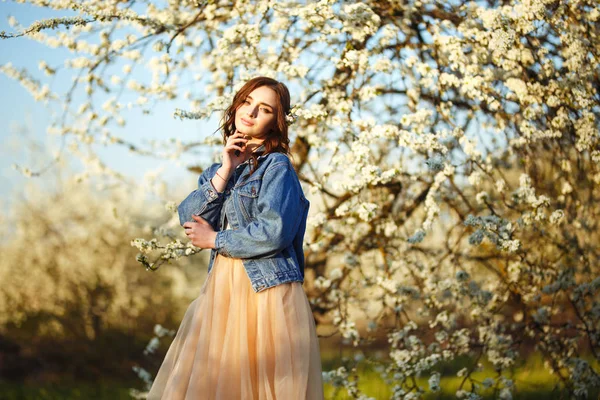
[[225, 145, 244, 153], [233, 141, 247, 151], [192, 215, 209, 224], [227, 136, 248, 146], [229, 131, 251, 140], [227, 141, 247, 150], [230, 136, 248, 143], [234, 131, 252, 139]]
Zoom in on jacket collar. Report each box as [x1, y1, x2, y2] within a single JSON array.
[[253, 143, 267, 159], [237, 143, 267, 169]]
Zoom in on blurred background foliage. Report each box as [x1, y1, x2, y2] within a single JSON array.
[[0, 134, 209, 388]]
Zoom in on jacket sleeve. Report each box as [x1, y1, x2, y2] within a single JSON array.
[[214, 161, 304, 259], [177, 162, 225, 229]]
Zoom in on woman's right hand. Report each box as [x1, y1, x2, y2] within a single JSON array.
[[221, 130, 249, 173]]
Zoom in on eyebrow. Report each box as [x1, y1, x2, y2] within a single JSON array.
[[246, 95, 274, 110]]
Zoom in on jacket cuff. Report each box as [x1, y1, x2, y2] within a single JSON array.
[[200, 178, 222, 202], [215, 230, 231, 257]]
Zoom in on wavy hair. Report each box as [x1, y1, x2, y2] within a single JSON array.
[[217, 77, 291, 176]]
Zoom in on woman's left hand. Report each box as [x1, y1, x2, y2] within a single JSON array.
[[183, 215, 217, 249]]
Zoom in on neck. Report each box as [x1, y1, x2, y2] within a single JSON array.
[[247, 138, 265, 152], [240, 139, 264, 163]]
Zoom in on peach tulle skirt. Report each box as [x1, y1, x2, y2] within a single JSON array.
[[146, 253, 324, 400]]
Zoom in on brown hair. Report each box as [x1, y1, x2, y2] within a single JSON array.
[[217, 76, 291, 176]]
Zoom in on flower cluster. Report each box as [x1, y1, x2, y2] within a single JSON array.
[[285, 103, 300, 126]]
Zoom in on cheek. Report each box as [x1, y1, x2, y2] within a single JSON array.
[[262, 115, 275, 128]]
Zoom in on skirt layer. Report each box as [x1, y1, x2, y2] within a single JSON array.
[[147, 253, 324, 400]]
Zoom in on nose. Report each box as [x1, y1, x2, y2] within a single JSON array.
[[246, 105, 257, 118]]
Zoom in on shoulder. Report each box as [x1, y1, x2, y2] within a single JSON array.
[[260, 153, 303, 188], [261, 152, 294, 171], [258, 153, 307, 200]]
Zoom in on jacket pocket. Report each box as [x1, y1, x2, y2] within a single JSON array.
[[236, 178, 262, 221]]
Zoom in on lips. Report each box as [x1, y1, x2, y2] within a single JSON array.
[[241, 118, 254, 126]]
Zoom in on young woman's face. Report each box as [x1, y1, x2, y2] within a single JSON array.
[[235, 86, 278, 139]]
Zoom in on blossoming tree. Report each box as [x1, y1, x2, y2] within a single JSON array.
[[3, 0, 600, 398]]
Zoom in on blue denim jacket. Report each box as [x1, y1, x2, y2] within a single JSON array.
[[177, 147, 309, 293]]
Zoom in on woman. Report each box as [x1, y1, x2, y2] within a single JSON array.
[[147, 77, 325, 400]]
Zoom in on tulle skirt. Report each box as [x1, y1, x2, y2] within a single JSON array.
[[146, 253, 324, 400]]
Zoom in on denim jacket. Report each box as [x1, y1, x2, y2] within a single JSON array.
[[177, 146, 309, 293]]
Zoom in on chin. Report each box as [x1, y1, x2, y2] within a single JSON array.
[[237, 127, 252, 136]]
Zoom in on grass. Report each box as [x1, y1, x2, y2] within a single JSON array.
[[322, 364, 579, 400], [1, 353, 598, 399], [0, 381, 135, 400], [322, 352, 600, 399]]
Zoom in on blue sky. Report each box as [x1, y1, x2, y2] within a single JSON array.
[[0, 2, 218, 209]]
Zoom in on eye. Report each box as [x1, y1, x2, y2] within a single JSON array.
[[260, 108, 271, 113], [243, 100, 250, 104]]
